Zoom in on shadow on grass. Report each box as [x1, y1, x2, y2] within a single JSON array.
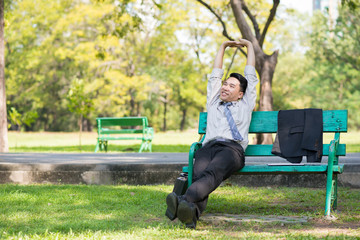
[[10, 144, 190, 153], [0, 184, 172, 235]]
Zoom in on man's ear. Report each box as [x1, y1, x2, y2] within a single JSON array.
[[238, 91, 244, 100]]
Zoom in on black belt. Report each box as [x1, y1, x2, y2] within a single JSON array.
[[208, 138, 237, 144]]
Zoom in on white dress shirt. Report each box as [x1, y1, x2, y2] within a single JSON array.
[[202, 65, 259, 150]]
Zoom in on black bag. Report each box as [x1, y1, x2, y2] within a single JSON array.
[[172, 172, 188, 195]]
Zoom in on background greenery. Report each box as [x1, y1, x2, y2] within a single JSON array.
[[5, 0, 360, 133]]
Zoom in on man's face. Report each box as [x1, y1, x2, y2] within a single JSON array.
[[220, 77, 244, 102]]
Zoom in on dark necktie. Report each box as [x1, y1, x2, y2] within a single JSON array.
[[223, 102, 243, 141]]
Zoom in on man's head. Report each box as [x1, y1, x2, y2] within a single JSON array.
[[220, 72, 247, 102]]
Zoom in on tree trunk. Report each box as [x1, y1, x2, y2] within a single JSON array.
[[180, 108, 187, 131], [0, 0, 9, 152], [255, 51, 278, 144], [162, 94, 167, 132], [78, 114, 83, 151], [129, 89, 135, 116]]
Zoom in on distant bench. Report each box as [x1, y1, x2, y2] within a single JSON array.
[[94, 117, 154, 153], [182, 110, 347, 217]]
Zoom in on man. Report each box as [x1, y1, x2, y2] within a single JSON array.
[[166, 39, 259, 228]]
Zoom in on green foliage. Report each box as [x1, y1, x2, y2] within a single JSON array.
[[67, 78, 93, 118], [8, 107, 38, 131], [304, 5, 360, 129], [273, 4, 360, 130], [5, 0, 220, 132]]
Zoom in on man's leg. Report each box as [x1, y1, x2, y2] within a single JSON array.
[[189, 143, 214, 213], [165, 143, 212, 221], [185, 142, 244, 212]]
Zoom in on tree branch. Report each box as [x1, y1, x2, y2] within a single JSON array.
[[196, 0, 234, 41], [195, 0, 246, 56], [240, 0, 261, 41], [259, 0, 280, 48]]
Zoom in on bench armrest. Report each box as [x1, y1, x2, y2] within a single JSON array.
[[187, 141, 203, 186]]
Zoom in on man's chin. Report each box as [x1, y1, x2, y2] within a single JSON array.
[[220, 96, 227, 101]]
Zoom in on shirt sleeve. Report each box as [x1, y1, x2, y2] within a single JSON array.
[[243, 65, 259, 111], [206, 68, 224, 109]]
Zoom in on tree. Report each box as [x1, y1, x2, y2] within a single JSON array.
[[67, 78, 93, 149], [0, 0, 8, 152], [196, 0, 280, 144], [304, 4, 360, 129]]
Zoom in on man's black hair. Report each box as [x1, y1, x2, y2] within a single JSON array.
[[229, 72, 247, 93]]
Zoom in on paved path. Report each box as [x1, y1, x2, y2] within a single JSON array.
[[0, 152, 359, 165], [0, 152, 359, 187]]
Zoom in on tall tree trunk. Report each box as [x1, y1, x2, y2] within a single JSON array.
[[255, 51, 278, 144], [0, 0, 9, 152]]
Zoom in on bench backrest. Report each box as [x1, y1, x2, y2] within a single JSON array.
[[96, 117, 149, 134], [197, 110, 348, 156]]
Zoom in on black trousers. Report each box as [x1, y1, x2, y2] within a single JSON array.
[[184, 140, 245, 214]]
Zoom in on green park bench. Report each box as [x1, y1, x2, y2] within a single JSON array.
[[182, 110, 347, 217], [94, 117, 154, 153]]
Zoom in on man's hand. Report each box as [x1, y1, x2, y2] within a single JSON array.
[[214, 39, 255, 69], [222, 39, 252, 49]]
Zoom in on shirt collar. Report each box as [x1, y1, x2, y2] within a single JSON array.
[[220, 100, 240, 106]]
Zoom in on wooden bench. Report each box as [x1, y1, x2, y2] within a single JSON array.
[[182, 110, 347, 217], [94, 117, 154, 153]]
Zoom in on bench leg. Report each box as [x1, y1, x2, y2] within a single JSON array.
[[104, 140, 108, 152], [139, 142, 145, 153], [325, 171, 334, 216], [325, 139, 340, 217], [95, 140, 100, 153], [139, 140, 152, 153], [332, 174, 338, 211]]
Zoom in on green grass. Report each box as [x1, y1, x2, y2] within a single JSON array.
[[0, 184, 359, 239], [10, 144, 190, 153], [8, 130, 360, 153]]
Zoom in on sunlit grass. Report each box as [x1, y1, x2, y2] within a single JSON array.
[[0, 184, 359, 239]]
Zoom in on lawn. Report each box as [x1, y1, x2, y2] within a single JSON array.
[[0, 184, 359, 239], [8, 130, 360, 153]]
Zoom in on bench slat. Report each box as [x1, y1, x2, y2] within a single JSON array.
[[99, 129, 144, 134], [97, 117, 148, 127], [182, 164, 344, 174], [237, 164, 344, 174], [98, 137, 144, 140], [245, 144, 346, 156], [198, 110, 348, 134]]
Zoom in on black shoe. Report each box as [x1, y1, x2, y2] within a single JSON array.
[[165, 192, 179, 221], [177, 200, 197, 229]]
